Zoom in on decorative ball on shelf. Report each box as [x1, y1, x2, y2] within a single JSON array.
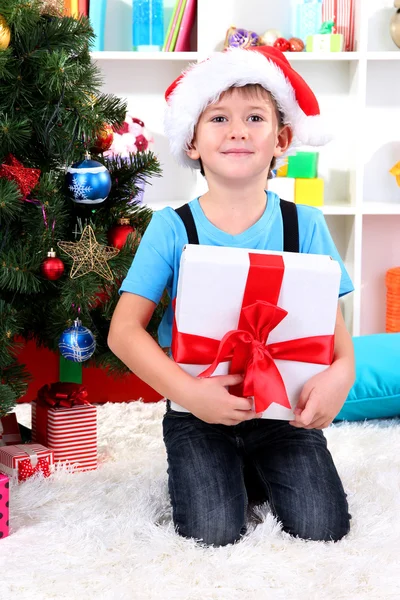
[[58, 319, 96, 363], [260, 29, 283, 47], [273, 37, 291, 52], [288, 37, 305, 52], [65, 152, 112, 205], [107, 218, 136, 250], [41, 248, 65, 281], [391, 0, 400, 49], [224, 26, 259, 49], [0, 15, 11, 50], [90, 123, 114, 154]]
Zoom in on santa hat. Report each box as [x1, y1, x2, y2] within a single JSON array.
[[164, 46, 332, 169]]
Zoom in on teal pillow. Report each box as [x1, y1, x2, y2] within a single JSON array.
[[335, 333, 400, 422]]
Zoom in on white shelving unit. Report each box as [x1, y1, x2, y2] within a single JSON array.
[[93, 0, 400, 337]]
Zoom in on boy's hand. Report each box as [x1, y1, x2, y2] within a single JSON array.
[[289, 361, 354, 430], [178, 374, 261, 426]]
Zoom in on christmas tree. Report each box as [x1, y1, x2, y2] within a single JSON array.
[[0, 0, 162, 417]]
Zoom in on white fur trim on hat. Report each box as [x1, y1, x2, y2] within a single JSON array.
[[164, 48, 332, 170]]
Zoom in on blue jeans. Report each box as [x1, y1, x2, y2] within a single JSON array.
[[163, 403, 351, 547]]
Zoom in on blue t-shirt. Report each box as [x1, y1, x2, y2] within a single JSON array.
[[120, 192, 354, 348]]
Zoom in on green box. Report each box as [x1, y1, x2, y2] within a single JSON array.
[[287, 152, 319, 179], [306, 34, 344, 53]]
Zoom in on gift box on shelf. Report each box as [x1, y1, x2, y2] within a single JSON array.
[[287, 152, 319, 179], [268, 177, 295, 203], [32, 383, 97, 472], [171, 245, 341, 420], [0, 413, 22, 446], [0, 473, 9, 539], [322, 0, 356, 52], [292, 0, 323, 44], [306, 32, 344, 52], [295, 177, 324, 206], [0, 444, 53, 482]]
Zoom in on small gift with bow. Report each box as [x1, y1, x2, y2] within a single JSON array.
[[171, 245, 341, 420], [0, 444, 53, 482], [31, 382, 97, 472]]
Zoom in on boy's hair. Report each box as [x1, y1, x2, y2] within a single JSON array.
[[196, 84, 285, 180]]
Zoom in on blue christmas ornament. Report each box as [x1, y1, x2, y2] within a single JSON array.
[[58, 319, 96, 362], [66, 153, 111, 205]]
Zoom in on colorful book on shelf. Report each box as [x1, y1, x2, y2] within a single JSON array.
[[70, 0, 79, 17], [163, 0, 187, 52], [78, 0, 89, 17], [175, 0, 197, 52], [63, 0, 72, 16]]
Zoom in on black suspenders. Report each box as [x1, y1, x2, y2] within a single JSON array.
[[175, 198, 299, 253]]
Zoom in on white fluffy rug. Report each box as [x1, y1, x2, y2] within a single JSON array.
[[1, 402, 399, 600]]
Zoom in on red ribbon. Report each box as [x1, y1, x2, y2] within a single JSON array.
[[172, 254, 334, 413], [35, 382, 90, 445]]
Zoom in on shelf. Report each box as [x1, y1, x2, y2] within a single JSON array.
[[90, 51, 197, 61], [362, 203, 400, 215], [284, 52, 361, 61], [367, 52, 400, 61], [321, 205, 356, 215], [90, 50, 363, 63]]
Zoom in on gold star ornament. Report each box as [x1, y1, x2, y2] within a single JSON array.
[[58, 225, 119, 281]]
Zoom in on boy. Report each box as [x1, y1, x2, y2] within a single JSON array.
[[108, 46, 355, 547]]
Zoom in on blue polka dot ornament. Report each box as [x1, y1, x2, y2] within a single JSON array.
[[65, 153, 111, 205], [59, 319, 96, 362]]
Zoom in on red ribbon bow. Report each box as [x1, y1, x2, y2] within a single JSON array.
[[172, 253, 334, 413], [18, 457, 51, 482], [37, 382, 90, 409]]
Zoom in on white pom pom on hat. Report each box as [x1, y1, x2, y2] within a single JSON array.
[[164, 45, 332, 169]]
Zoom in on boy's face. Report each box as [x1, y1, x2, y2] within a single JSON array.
[[186, 87, 292, 182]]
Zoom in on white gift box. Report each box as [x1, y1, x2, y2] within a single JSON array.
[[267, 178, 295, 203], [171, 245, 341, 420]]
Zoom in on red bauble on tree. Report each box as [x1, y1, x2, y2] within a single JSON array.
[[90, 123, 114, 153], [107, 218, 136, 250], [41, 248, 65, 281]]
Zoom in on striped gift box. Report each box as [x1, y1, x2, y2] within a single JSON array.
[[0, 444, 54, 479], [32, 403, 97, 472], [322, 0, 356, 51]]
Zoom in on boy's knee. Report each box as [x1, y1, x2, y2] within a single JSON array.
[[284, 513, 350, 542], [176, 517, 246, 547]]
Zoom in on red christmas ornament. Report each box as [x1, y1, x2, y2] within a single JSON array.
[[0, 154, 41, 199], [107, 218, 136, 250], [41, 248, 65, 281], [273, 37, 291, 52], [135, 134, 148, 152], [90, 123, 114, 153]]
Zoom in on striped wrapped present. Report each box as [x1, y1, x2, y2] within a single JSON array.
[[322, 0, 356, 51], [0, 444, 53, 481], [32, 383, 97, 472]]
